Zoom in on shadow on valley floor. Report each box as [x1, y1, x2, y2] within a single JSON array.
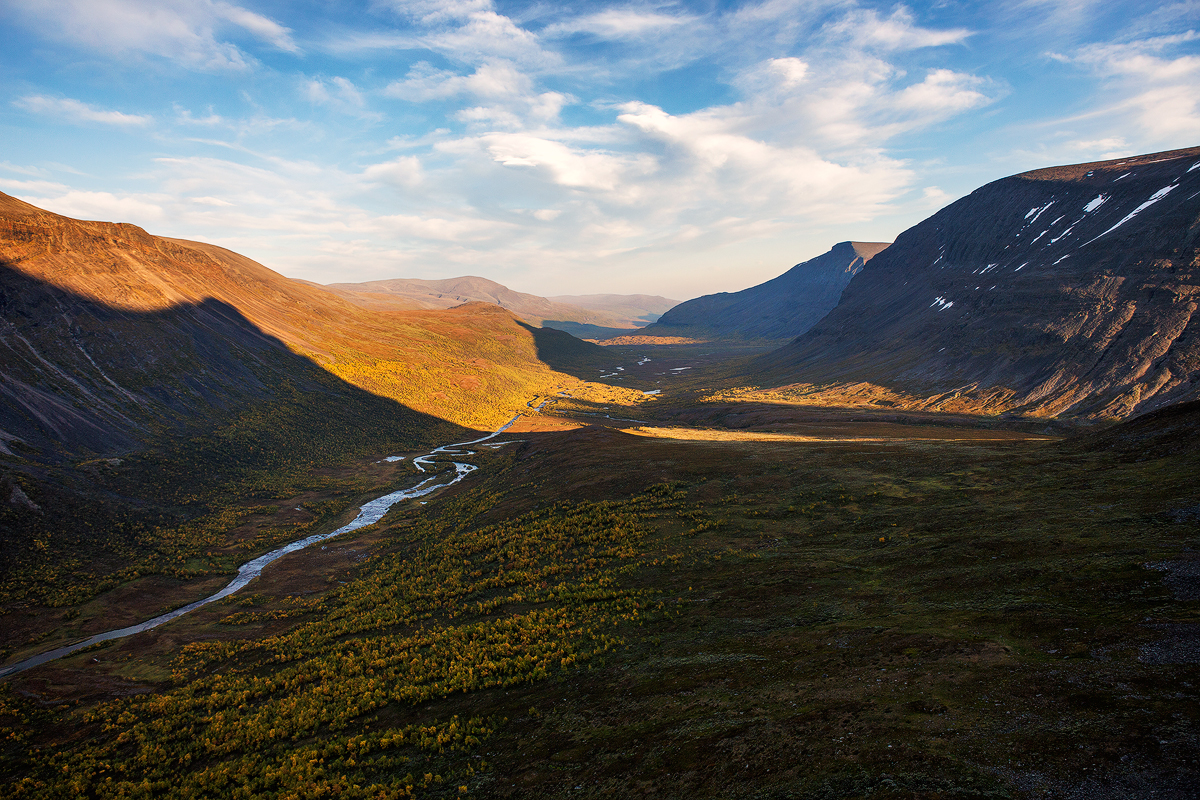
[[539, 320, 643, 340], [517, 319, 619, 379]]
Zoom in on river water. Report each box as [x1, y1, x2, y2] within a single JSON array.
[[0, 416, 521, 681]]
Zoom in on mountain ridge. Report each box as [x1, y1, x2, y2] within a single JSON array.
[[642, 241, 890, 341]]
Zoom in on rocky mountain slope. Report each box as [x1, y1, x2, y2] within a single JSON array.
[[0, 193, 606, 457], [641, 241, 890, 341], [323, 276, 671, 339], [752, 147, 1200, 419]]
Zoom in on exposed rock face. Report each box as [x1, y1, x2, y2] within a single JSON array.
[[7, 482, 40, 513], [644, 241, 890, 341], [757, 147, 1200, 419]]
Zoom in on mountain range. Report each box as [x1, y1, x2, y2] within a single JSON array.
[[323, 275, 677, 340]]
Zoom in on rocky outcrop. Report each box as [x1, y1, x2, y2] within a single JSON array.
[[643, 241, 890, 341], [755, 147, 1200, 419]]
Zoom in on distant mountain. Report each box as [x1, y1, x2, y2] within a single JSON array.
[[545, 294, 679, 327], [752, 146, 1200, 419], [324, 276, 669, 339], [641, 241, 890, 341]]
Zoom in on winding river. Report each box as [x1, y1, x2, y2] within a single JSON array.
[[0, 415, 522, 681]]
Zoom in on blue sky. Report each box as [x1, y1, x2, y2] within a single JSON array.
[[1, 1, 1198, 299]]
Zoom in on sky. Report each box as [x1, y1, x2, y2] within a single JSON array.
[[1, 1, 1199, 300]]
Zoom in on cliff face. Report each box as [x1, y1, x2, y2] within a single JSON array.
[[756, 147, 1200, 419], [645, 241, 890, 341]]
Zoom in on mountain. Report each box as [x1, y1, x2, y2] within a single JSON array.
[[0, 192, 607, 457], [544, 294, 679, 327], [751, 146, 1200, 419], [323, 276, 669, 339], [641, 241, 890, 341]]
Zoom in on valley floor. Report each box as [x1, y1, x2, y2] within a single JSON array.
[[1, 384, 1198, 799]]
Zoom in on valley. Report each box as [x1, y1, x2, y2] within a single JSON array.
[[1, 148, 1199, 800]]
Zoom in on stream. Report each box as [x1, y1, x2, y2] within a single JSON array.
[[0, 415, 522, 681]]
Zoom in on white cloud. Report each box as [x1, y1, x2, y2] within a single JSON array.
[[825, 6, 972, 50], [362, 156, 425, 189], [541, 9, 696, 39], [213, 1, 300, 53], [13, 96, 153, 127], [1059, 33, 1200, 143], [386, 61, 574, 129], [468, 132, 655, 192], [892, 69, 990, 115], [385, 60, 531, 101], [302, 76, 380, 119], [379, 0, 556, 67], [7, 0, 299, 70]]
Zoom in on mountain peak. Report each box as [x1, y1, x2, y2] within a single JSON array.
[[643, 240, 891, 342]]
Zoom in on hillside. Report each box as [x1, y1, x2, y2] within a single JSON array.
[[0, 192, 611, 454], [748, 147, 1200, 419], [323, 275, 668, 339], [642, 241, 890, 341]]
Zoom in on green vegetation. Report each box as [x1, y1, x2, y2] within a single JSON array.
[[2, 402, 1198, 798], [0, 482, 691, 798]]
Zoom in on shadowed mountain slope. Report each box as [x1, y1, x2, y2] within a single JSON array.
[[0, 192, 611, 453], [641, 241, 890, 341], [750, 147, 1200, 419]]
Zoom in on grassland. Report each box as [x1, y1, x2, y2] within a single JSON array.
[[2, 397, 1197, 798]]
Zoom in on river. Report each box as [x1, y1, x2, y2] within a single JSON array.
[[0, 415, 522, 681]]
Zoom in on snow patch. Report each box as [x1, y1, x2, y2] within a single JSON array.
[[384, 456, 405, 462], [1114, 172, 1132, 181], [1050, 221, 1080, 243], [1083, 195, 1108, 212], [1083, 184, 1180, 245], [1015, 262, 1028, 271], [1026, 202, 1054, 225], [1189, 161, 1200, 173], [930, 296, 954, 311]]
